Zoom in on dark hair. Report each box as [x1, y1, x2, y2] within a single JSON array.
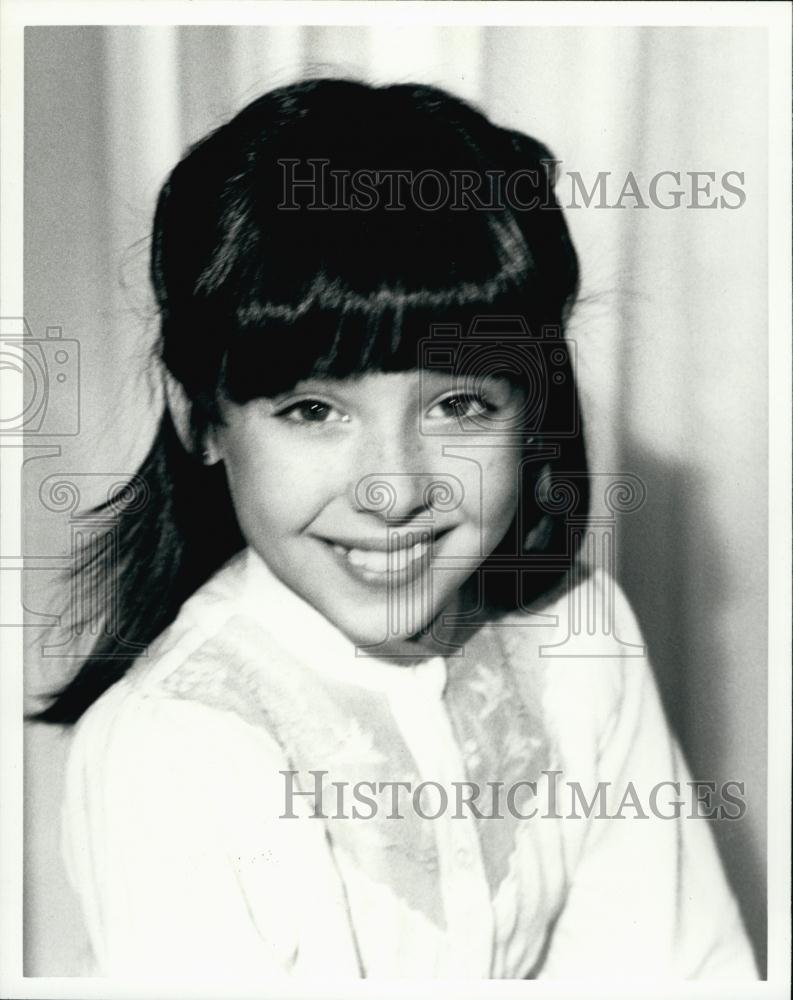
[[35, 77, 588, 725]]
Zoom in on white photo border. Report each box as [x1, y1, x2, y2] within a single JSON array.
[[1, 2, 790, 998]]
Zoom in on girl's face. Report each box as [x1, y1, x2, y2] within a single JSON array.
[[215, 370, 527, 657]]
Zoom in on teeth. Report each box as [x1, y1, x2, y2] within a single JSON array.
[[338, 539, 429, 575]]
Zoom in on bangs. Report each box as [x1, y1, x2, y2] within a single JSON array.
[[222, 214, 538, 403], [218, 209, 561, 402]]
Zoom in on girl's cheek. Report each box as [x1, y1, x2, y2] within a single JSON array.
[[249, 434, 351, 510], [478, 449, 523, 515]]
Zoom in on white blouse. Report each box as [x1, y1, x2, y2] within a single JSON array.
[[62, 548, 758, 980]]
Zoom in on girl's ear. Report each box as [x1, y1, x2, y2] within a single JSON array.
[[162, 369, 222, 466], [202, 431, 222, 466]]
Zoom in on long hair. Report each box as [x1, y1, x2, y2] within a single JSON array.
[[35, 77, 588, 725]]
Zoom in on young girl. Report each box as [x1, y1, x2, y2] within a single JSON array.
[[38, 78, 757, 980]]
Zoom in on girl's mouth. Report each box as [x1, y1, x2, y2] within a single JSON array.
[[333, 537, 429, 574], [319, 529, 450, 587]]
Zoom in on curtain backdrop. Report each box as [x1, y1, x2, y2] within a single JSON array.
[[24, 25, 767, 974]]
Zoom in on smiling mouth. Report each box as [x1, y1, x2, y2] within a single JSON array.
[[333, 537, 428, 574], [319, 529, 450, 582]]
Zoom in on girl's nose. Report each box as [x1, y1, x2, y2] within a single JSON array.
[[354, 472, 432, 523], [351, 430, 440, 523]]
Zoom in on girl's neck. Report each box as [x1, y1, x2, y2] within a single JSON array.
[[360, 577, 488, 666]]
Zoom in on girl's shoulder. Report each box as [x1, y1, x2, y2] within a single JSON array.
[[495, 563, 645, 657], [68, 550, 286, 770], [488, 566, 652, 745]]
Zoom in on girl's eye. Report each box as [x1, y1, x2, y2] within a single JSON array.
[[275, 399, 349, 425], [429, 394, 495, 421]]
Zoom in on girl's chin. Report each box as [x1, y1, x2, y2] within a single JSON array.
[[322, 598, 459, 659]]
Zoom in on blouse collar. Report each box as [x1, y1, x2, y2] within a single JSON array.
[[235, 547, 448, 698]]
